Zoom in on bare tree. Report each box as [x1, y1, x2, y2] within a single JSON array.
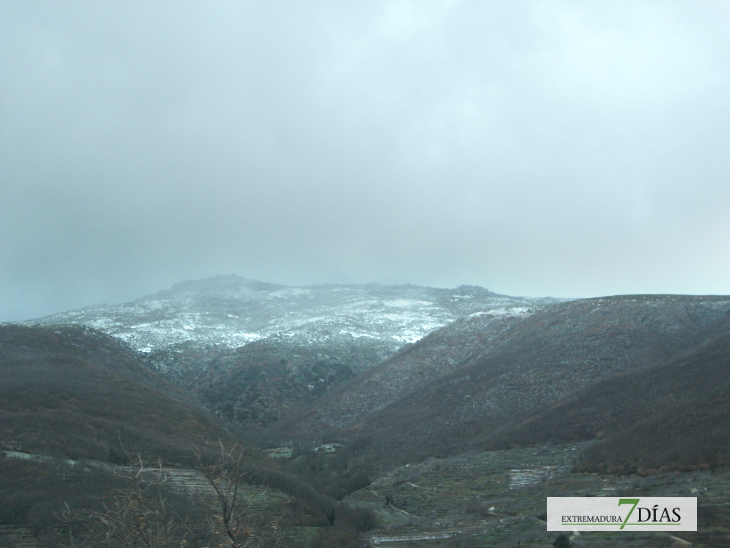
[[85, 459, 194, 548], [62, 446, 285, 548], [197, 442, 284, 548]]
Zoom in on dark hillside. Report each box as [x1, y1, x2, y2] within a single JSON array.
[[0, 324, 234, 463], [334, 295, 730, 465], [0, 325, 377, 536], [479, 316, 730, 473], [266, 308, 536, 440], [189, 333, 394, 430]]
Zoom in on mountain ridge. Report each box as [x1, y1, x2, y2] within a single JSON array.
[[0, 323, 235, 463], [291, 294, 730, 466], [24, 275, 560, 430], [28, 275, 559, 354], [266, 306, 538, 438]]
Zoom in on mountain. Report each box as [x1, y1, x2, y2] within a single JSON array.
[[0, 324, 379, 546], [294, 295, 730, 466], [31, 275, 555, 356], [193, 333, 388, 428], [29, 275, 558, 430], [267, 306, 536, 438], [7, 289, 730, 547], [0, 323, 232, 531], [483, 315, 730, 474], [0, 324, 234, 463]]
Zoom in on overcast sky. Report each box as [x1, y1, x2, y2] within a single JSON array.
[[1, 1, 729, 321]]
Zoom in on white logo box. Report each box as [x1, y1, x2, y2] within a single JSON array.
[[547, 497, 697, 531]]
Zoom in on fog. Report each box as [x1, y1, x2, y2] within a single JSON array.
[[1, 1, 729, 321]]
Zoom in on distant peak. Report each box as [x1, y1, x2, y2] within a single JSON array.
[[455, 284, 492, 295], [152, 275, 286, 297]]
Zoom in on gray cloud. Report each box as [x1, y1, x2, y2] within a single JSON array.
[[2, 0, 729, 321]]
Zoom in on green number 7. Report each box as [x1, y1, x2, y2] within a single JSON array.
[[618, 498, 640, 529]]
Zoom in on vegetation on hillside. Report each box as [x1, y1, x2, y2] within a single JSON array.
[[474, 317, 730, 473], [0, 324, 234, 463], [268, 310, 533, 438], [0, 325, 377, 547], [192, 335, 391, 429], [277, 296, 729, 469], [5, 293, 730, 546]]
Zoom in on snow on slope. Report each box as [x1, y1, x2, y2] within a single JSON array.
[[28, 275, 556, 354]]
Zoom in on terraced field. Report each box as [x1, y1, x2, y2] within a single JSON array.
[[0, 525, 37, 548], [341, 444, 730, 547]]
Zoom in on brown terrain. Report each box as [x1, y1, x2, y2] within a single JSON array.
[[265, 295, 730, 468]]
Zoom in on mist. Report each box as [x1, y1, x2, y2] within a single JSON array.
[[1, 1, 729, 321]]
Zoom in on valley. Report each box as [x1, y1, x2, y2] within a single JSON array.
[[30, 276, 556, 430], [3, 277, 730, 547], [350, 443, 730, 547]]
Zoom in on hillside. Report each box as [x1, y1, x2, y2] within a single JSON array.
[[6, 293, 730, 546], [28, 275, 558, 432], [192, 333, 383, 429], [308, 295, 730, 465], [0, 324, 233, 463], [0, 323, 236, 532], [31, 276, 552, 356], [479, 315, 730, 473], [0, 324, 381, 546], [266, 306, 538, 438]]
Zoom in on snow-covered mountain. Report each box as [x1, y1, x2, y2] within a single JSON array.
[[30, 275, 557, 355], [29, 275, 561, 429]]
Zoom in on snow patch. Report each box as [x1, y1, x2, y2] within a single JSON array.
[[269, 288, 312, 298], [29, 281, 547, 355], [383, 299, 433, 308], [469, 306, 533, 318]]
